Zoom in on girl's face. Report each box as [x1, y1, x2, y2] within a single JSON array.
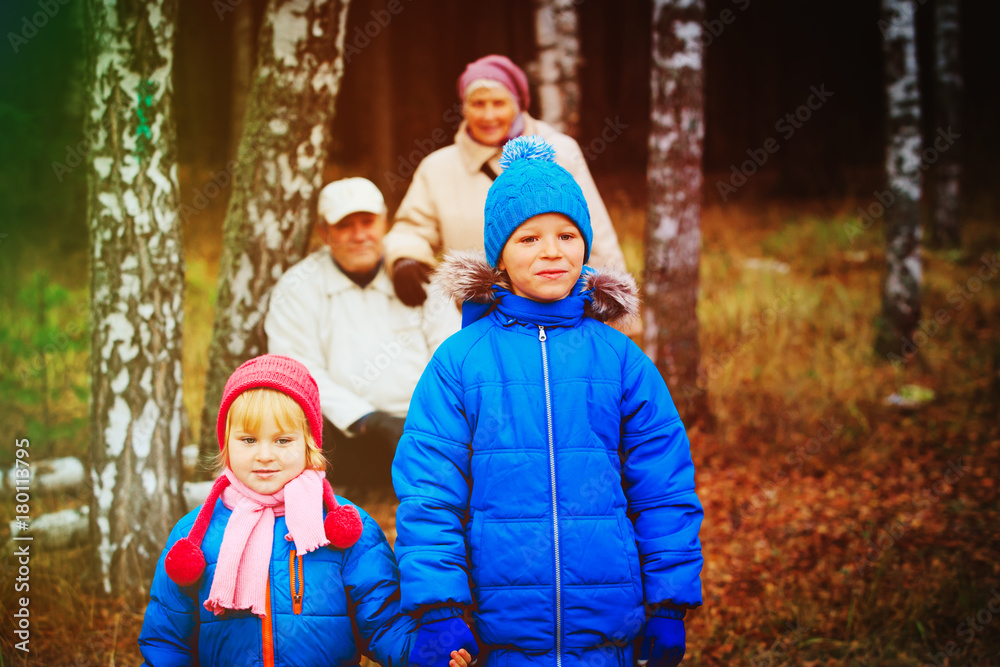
[[228, 409, 307, 495], [463, 86, 518, 146], [498, 213, 586, 303]]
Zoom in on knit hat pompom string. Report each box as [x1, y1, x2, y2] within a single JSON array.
[[163, 355, 363, 588]]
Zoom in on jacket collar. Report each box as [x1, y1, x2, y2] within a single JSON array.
[[433, 250, 640, 329], [322, 249, 395, 298], [454, 113, 543, 175]]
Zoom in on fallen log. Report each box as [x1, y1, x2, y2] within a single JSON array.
[[4, 456, 86, 496]]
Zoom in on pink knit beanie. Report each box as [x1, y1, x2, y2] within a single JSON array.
[[458, 54, 531, 109], [163, 355, 363, 587], [216, 354, 324, 452]]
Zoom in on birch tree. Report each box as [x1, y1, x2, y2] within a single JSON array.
[[85, 0, 186, 594], [530, 0, 582, 137], [875, 0, 922, 358], [199, 0, 351, 458], [931, 0, 962, 248], [644, 0, 710, 425]]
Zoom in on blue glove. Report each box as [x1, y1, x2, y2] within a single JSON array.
[[636, 617, 685, 667], [411, 616, 479, 667]]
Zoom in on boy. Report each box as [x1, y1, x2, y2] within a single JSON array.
[[394, 137, 703, 667]]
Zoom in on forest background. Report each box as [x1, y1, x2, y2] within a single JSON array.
[[1, 0, 999, 664]]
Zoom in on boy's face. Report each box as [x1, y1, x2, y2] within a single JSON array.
[[498, 213, 586, 303], [227, 410, 308, 495]]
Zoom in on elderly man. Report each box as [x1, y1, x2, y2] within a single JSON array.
[[265, 177, 460, 488]]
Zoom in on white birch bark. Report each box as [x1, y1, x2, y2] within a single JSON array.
[[531, 0, 582, 137], [199, 0, 351, 457], [644, 0, 709, 424], [876, 0, 923, 358], [85, 0, 186, 594]]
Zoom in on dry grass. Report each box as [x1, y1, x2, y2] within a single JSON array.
[[2, 187, 998, 665]]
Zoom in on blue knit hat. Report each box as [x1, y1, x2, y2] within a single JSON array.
[[483, 135, 592, 268]]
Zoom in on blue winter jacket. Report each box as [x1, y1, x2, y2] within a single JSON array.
[[138, 496, 413, 667], [392, 253, 704, 666]]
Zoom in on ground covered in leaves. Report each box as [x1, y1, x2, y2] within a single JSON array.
[[2, 197, 998, 666]]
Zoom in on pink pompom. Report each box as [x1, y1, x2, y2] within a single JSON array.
[[325, 505, 363, 549], [165, 537, 206, 586]]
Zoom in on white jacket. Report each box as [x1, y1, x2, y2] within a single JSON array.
[[264, 249, 461, 432]]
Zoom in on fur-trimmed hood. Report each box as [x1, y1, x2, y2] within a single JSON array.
[[432, 250, 640, 326]]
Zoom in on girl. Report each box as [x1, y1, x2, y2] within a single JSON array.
[[139, 354, 413, 666], [394, 137, 704, 667]]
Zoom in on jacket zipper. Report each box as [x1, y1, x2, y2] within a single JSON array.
[[263, 572, 275, 667], [538, 325, 562, 667], [289, 550, 304, 615]]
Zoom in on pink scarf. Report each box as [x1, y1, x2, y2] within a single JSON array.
[[204, 468, 328, 617]]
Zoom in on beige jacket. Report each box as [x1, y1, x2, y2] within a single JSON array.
[[384, 114, 626, 272], [264, 249, 461, 432]]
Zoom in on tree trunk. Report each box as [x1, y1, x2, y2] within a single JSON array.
[[84, 0, 187, 595], [530, 0, 582, 137], [644, 0, 710, 427], [931, 0, 962, 248], [875, 0, 923, 359], [199, 0, 352, 460]]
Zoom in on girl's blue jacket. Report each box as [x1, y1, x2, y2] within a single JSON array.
[[138, 497, 413, 666], [392, 253, 704, 666]]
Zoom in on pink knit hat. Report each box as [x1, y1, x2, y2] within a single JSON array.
[[216, 354, 325, 452], [164, 354, 363, 587], [458, 54, 531, 109]]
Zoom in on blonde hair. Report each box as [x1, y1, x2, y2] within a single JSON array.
[[213, 388, 327, 475]]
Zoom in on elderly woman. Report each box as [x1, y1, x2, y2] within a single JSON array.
[[386, 54, 628, 306]]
